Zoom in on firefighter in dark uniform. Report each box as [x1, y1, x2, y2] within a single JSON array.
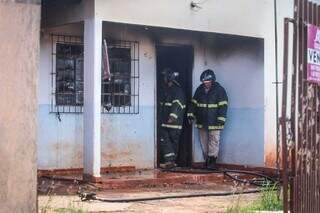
[[159, 68, 186, 169], [187, 69, 228, 169]]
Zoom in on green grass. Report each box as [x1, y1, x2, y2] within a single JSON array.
[[54, 207, 86, 213], [227, 182, 283, 213]]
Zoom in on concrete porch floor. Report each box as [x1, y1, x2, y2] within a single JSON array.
[[38, 168, 264, 193], [99, 169, 228, 189], [37, 168, 266, 212]]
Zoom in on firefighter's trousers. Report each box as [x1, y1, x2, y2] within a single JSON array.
[[160, 127, 181, 163], [199, 129, 221, 158]]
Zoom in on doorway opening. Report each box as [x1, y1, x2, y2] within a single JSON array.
[[156, 44, 194, 168]]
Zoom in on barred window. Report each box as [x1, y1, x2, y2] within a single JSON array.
[[55, 43, 84, 106], [51, 35, 84, 113], [101, 40, 139, 114], [51, 35, 139, 114]]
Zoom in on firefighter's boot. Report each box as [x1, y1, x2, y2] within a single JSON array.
[[207, 156, 217, 170], [160, 161, 176, 169]]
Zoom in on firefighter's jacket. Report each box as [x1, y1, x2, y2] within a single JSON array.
[[160, 84, 186, 130], [187, 82, 228, 130]]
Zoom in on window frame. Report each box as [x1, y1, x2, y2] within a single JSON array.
[[50, 35, 139, 114], [101, 39, 139, 114], [55, 43, 84, 107]]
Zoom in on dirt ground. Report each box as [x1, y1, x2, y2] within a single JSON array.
[[38, 193, 260, 213], [37, 177, 261, 213]]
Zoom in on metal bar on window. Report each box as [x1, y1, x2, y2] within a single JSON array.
[[101, 39, 139, 114], [50, 34, 83, 114], [51, 35, 139, 114]]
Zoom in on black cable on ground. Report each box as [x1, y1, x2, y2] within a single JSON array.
[[161, 167, 279, 187], [221, 169, 278, 184], [79, 188, 262, 203], [78, 168, 280, 203], [223, 172, 265, 187]]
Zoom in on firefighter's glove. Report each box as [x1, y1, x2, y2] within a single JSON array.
[[167, 116, 176, 124], [188, 117, 194, 125], [217, 120, 225, 126]]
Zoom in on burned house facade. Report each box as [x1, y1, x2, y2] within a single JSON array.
[[38, 0, 296, 179]]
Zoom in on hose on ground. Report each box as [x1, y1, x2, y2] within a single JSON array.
[[79, 188, 261, 203], [78, 168, 278, 203], [162, 168, 278, 187]]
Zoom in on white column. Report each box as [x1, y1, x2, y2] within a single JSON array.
[[83, 18, 102, 180]]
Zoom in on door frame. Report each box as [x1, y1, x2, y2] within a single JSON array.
[[154, 43, 194, 168]]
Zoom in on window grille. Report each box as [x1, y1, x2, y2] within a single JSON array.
[[101, 39, 139, 114], [51, 34, 84, 113], [50, 35, 139, 114]]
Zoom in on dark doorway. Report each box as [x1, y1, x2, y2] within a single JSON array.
[[156, 45, 194, 167]]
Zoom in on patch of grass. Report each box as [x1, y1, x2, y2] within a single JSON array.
[[226, 206, 255, 213], [53, 198, 87, 213], [40, 180, 55, 213], [254, 182, 283, 211], [54, 208, 86, 213], [227, 182, 283, 213]]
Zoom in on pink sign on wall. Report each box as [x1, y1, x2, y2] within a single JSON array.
[[308, 24, 320, 83]]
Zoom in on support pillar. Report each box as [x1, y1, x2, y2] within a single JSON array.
[[0, 2, 40, 212], [83, 18, 102, 182]]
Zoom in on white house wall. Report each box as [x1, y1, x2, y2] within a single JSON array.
[[95, 0, 277, 167], [104, 25, 265, 166], [192, 35, 264, 165], [100, 24, 156, 169], [95, 0, 271, 38], [38, 23, 156, 169], [38, 0, 312, 169], [38, 24, 84, 169], [38, 22, 265, 169]]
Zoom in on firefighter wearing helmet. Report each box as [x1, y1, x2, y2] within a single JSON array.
[[187, 69, 228, 169], [159, 68, 186, 169]]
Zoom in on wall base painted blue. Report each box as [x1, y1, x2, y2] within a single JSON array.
[[38, 105, 264, 169], [37, 104, 155, 169], [193, 107, 264, 166]]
